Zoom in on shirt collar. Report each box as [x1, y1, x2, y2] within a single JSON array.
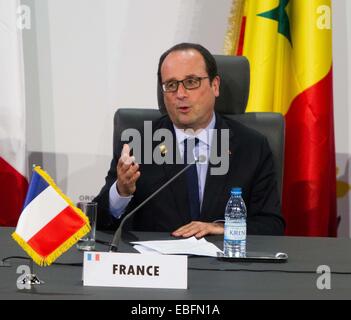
[[173, 112, 216, 147]]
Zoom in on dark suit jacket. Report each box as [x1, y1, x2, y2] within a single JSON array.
[[94, 113, 285, 235]]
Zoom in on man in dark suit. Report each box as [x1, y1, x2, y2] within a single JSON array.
[[95, 43, 285, 237]]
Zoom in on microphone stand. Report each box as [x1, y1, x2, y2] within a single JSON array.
[[109, 159, 200, 252]]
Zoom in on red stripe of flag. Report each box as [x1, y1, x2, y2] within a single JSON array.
[[28, 206, 87, 257], [282, 68, 337, 236], [0, 157, 28, 227], [236, 16, 246, 56]]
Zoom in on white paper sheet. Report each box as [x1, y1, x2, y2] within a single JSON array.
[[132, 236, 222, 257], [133, 244, 161, 254]]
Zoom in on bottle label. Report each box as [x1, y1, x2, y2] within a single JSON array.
[[224, 222, 246, 241]]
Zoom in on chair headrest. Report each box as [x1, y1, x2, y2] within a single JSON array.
[[157, 55, 250, 115]]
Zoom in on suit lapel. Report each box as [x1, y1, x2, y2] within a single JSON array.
[[154, 117, 190, 223]]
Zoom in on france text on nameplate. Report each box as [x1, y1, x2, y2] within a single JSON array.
[[83, 252, 188, 289]]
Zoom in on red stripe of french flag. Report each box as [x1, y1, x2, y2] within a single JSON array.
[[27, 206, 87, 258], [0, 158, 28, 226]]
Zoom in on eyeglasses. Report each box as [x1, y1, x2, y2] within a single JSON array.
[[162, 76, 209, 93]]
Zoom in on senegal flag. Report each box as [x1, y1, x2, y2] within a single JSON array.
[[234, 0, 337, 236]]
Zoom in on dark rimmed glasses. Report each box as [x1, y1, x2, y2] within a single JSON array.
[[162, 76, 209, 93]]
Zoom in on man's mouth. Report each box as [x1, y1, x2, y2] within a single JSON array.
[[178, 106, 191, 113]]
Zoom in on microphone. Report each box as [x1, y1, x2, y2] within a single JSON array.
[[109, 155, 206, 252]]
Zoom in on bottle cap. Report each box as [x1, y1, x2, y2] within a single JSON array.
[[231, 187, 242, 195]]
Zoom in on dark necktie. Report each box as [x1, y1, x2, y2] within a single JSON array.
[[184, 138, 200, 220]]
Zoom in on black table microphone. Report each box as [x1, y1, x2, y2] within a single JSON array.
[[109, 156, 206, 252]]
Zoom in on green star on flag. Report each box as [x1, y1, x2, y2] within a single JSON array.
[[258, 0, 292, 45]]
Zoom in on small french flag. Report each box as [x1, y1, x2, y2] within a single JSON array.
[[12, 166, 90, 266], [87, 253, 100, 262]]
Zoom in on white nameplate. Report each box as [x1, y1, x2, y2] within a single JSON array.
[[83, 252, 187, 289]]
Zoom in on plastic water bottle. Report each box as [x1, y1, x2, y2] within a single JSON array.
[[223, 187, 247, 257]]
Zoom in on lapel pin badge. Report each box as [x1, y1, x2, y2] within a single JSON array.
[[159, 144, 168, 156]]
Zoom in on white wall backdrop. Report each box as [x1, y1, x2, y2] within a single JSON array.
[[333, 0, 351, 237], [21, 0, 351, 236], [21, 0, 232, 203]]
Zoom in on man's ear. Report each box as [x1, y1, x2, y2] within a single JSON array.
[[212, 75, 220, 97]]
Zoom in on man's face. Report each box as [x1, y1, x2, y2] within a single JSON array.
[[160, 49, 220, 131]]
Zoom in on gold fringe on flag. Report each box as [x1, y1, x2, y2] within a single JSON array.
[[223, 0, 246, 55], [12, 223, 90, 267], [12, 166, 91, 267]]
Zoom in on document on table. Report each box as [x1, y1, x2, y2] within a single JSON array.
[[131, 236, 222, 257]]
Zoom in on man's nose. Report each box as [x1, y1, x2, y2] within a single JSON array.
[[176, 82, 188, 98]]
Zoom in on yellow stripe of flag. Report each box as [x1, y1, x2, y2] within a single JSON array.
[[243, 0, 332, 115]]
